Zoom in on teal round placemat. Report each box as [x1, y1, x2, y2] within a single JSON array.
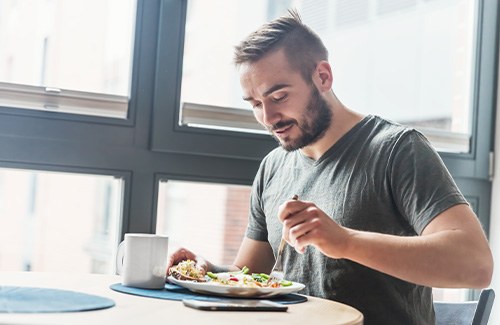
[[0, 286, 115, 313], [110, 283, 307, 304]]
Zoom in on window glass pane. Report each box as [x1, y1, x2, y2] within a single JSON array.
[[0, 168, 123, 274], [433, 288, 470, 302], [180, 0, 476, 153], [0, 0, 136, 118], [0, 0, 136, 96], [156, 180, 251, 265]]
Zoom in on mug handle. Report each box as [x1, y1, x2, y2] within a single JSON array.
[[115, 240, 125, 275]]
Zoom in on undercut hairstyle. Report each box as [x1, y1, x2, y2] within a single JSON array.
[[233, 9, 328, 82]]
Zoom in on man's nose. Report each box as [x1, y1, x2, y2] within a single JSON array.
[[261, 103, 281, 127]]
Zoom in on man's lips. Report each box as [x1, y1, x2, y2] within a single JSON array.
[[273, 124, 294, 137]]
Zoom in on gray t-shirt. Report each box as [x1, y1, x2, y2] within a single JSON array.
[[246, 115, 467, 325]]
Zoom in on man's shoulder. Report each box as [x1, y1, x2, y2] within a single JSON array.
[[365, 115, 421, 145], [260, 146, 293, 168], [368, 115, 414, 134]]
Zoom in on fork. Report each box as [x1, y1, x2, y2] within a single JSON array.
[[268, 194, 298, 282], [268, 237, 287, 281]]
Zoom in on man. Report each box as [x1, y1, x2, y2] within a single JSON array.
[[167, 10, 493, 324]]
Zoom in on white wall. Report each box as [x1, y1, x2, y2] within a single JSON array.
[[487, 58, 500, 323]]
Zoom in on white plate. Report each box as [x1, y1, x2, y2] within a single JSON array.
[[167, 276, 305, 298]]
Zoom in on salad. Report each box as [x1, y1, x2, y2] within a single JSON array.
[[169, 260, 293, 288]]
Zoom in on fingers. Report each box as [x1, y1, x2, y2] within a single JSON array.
[[166, 247, 196, 271], [277, 198, 311, 222], [293, 227, 321, 254], [278, 199, 309, 246], [279, 204, 327, 254], [288, 215, 320, 244], [165, 247, 209, 278]]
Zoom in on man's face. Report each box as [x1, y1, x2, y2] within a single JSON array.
[[240, 49, 332, 151]]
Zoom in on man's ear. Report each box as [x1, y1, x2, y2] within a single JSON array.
[[313, 61, 333, 91]]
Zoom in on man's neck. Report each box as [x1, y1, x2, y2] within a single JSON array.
[[300, 98, 364, 161]]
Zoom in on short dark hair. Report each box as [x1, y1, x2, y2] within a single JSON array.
[[233, 9, 328, 82]]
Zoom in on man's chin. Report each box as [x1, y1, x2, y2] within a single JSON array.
[[270, 133, 303, 151], [278, 139, 301, 152], [276, 133, 323, 152]]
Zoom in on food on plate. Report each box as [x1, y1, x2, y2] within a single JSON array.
[[169, 260, 293, 288], [168, 259, 206, 282]]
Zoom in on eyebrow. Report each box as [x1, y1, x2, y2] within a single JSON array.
[[242, 83, 291, 101]]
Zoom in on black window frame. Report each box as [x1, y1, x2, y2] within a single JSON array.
[[0, 0, 497, 243], [151, 0, 498, 176], [150, 0, 498, 233]]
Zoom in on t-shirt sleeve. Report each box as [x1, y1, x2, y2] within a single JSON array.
[[388, 130, 468, 234], [245, 159, 269, 241]]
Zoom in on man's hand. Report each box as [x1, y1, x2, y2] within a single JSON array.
[[277, 198, 350, 257], [166, 247, 208, 276], [279, 199, 493, 288]]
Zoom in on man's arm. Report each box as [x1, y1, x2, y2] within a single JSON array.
[[280, 200, 493, 288], [232, 237, 275, 273], [344, 204, 493, 288]]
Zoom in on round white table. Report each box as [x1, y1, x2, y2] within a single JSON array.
[[0, 272, 363, 325]]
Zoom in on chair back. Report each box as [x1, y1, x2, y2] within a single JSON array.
[[434, 289, 495, 325], [472, 288, 495, 325]]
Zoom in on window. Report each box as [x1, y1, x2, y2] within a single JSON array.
[[0, 168, 123, 274], [0, 0, 495, 305], [433, 288, 470, 302], [179, 0, 477, 153], [0, 0, 136, 119], [150, 0, 497, 303], [156, 180, 251, 265]]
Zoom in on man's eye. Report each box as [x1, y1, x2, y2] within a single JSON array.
[[252, 102, 262, 109], [273, 94, 287, 102]]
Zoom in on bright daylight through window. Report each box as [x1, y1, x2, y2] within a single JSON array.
[[156, 180, 251, 266], [181, 0, 476, 153], [0, 168, 123, 274], [0, 0, 136, 118]]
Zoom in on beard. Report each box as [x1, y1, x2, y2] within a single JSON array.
[[267, 86, 333, 152]]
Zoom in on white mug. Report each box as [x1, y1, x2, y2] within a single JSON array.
[[116, 233, 169, 289]]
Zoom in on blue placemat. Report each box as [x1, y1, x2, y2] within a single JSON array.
[[110, 283, 307, 305], [0, 286, 115, 313]]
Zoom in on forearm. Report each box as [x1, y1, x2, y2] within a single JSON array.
[[343, 228, 493, 288], [205, 261, 241, 273], [205, 237, 275, 274]]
